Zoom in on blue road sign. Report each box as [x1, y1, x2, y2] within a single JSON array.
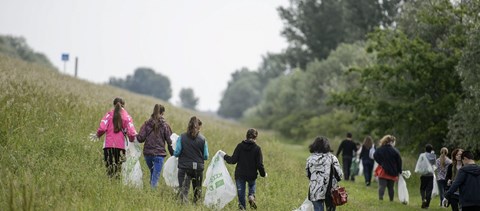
[[61, 53, 69, 61]]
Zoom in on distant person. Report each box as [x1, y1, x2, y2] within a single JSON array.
[[444, 148, 464, 211], [174, 116, 209, 204], [373, 135, 402, 202], [336, 132, 357, 181], [359, 136, 375, 186], [92, 97, 137, 178], [416, 144, 436, 209], [219, 128, 266, 210], [444, 150, 480, 211], [136, 104, 174, 188], [306, 136, 343, 211], [435, 147, 452, 207]]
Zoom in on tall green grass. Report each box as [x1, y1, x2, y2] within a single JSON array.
[[0, 54, 445, 210]]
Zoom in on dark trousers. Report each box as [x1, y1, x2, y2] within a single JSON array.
[[324, 194, 336, 211], [449, 195, 460, 211], [362, 159, 374, 185], [420, 175, 434, 207], [378, 178, 395, 201], [103, 148, 125, 178], [178, 168, 203, 204], [342, 155, 352, 181]]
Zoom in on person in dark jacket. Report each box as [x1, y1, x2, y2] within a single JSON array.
[[136, 104, 174, 188], [359, 136, 375, 186], [373, 135, 402, 202], [174, 116, 209, 204], [417, 144, 437, 208], [444, 151, 480, 211], [220, 128, 266, 210], [336, 132, 357, 181]]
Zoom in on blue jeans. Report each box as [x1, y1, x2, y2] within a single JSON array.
[[144, 156, 164, 188], [312, 200, 324, 211], [236, 178, 256, 209]]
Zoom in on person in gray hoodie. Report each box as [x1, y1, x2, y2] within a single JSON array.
[[419, 144, 437, 208], [445, 150, 480, 211]]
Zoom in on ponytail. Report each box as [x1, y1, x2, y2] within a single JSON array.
[[151, 104, 165, 134], [113, 102, 123, 133], [439, 147, 448, 170], [187, 116, 202, 139]]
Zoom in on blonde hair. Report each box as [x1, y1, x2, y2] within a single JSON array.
[[379, 135, 396, 146], [439, 147, 448, 170]]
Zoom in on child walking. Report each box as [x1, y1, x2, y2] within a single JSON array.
[[220, 128, 266, 210]]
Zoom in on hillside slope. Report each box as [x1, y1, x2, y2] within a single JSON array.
[[0, 54, 443, 210]]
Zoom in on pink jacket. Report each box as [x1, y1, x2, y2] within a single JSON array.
[[96, 108, 137, 149]]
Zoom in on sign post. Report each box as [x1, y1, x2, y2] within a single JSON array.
[[61, 53, 69, 73]]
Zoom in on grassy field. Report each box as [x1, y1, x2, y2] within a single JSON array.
[[0, 54, 446, 210]]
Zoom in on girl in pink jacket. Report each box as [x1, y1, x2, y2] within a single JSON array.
[[95, 97, 137, 178]]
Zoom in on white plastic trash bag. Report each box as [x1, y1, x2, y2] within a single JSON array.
[[122, 140, 143, 188], [163, 156, 179, 187], [203, 151, 236, 209], [398, 174, 409, 204], [415, 153, 434, 175], [431, 173, 439, 198], [293, 198, 313, 211], [358, 160, 364, 176]]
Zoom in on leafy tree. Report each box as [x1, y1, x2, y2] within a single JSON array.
[[0, 35, 54, 69], [217, 68, 262, 119], [336, 0, 465, 150], [109, 67, 172, 101], [179, 88, 198, 110], [244, 43, 370, 139], [447, 4, 480, 151], [277, 0, 401, 68]]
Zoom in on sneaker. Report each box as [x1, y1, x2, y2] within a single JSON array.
[[248, 195, 257, 209]]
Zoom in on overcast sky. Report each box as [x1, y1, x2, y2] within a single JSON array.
[[0, 0, 289, 111]]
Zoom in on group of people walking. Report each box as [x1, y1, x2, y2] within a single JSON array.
[[91, 97, 266, 210], [312, 131, 480, 211], [92, 98, 480, 211]]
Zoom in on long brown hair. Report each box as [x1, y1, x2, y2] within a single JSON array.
[[363, 136, 373, 149], [187, 116, 202, 139], [151, 104, 165, 134], [451, 148, 463, 180], [113, 97, 125, 133]]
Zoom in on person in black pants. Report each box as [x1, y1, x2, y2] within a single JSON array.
[[359, 136, 375, 186], [173, 116, 209, 204], [336, 132, 357, 181]]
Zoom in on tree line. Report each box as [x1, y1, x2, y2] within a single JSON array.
[[218, 0, 480, 153]]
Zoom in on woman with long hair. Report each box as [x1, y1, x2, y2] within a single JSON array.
[[435, 147, 452, 206], [359, 136, 375, 186], [94, 97, 137, 178], [373, 135, 402, 202], [174, 116, 209, 204], [136, 104, 174, 188], [445, 148, 463, 211]]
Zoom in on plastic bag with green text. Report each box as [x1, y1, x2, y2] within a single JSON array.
[[203, 151, 236, 209]]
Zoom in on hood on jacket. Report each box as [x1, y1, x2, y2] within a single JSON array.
[[462, 164, 480, 176], [240, 139, 257, 151]]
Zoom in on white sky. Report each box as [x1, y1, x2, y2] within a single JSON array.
[[0, 0, 289, 111]]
